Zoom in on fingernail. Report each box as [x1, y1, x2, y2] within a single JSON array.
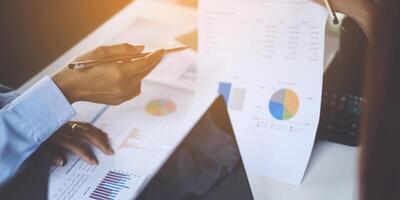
[[148, 49, 164, 57], [108, 148, 115, 155], [91, 158, 99, 165], [135, 45, 145, 51], [57, 159, 64, 166], [159, 49, 166, 56]]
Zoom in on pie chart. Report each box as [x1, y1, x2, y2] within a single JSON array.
[[269, 89, 299, 120], [146, 99, 177, 116]]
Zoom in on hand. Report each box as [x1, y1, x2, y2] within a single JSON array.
[[45, 122, 114, 166], [313, 0, 379, 39], [52, 44, 165, 105]]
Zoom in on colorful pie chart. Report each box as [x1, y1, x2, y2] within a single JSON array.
[[146, 99, 177, 116], [269, 89, 299, 120]]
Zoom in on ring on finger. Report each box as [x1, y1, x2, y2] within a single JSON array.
[[71, 123, 79, 133]]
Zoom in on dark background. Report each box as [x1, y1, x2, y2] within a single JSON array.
[[0, 0, 133, 88]]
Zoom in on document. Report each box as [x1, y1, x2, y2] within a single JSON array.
[[49, 80, 211, 200], [146, 50, 198, 92], [199, 0, 328, 185], [110, 17, 181, 51]]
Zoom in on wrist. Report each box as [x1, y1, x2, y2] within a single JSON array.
[[51, 69, 79, 104]]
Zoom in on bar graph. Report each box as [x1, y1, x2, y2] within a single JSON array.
[[218, 82, 247, 111], [118, 129, 144, 151], [218, 82, 232, 104], [90, 171, 131, 200]]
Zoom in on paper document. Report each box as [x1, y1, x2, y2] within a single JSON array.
[[146, 50, 198, 92], [110, 17, 180, 51], [199, 0, 328, 185], [49, 80, 211, 200]]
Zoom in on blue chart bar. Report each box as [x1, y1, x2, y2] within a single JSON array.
[[218, 82, 232, 105], [90, 171, 131, 200]]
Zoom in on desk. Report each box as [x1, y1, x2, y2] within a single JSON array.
[[20, 1, 359, 199], [249, 141, 358, 200]]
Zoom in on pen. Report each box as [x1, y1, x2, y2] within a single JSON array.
[[68, 46, 189, 69], [323, 0, 339, 25]]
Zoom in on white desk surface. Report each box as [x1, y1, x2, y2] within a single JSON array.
[[249, 141, 358, 200], [20, 1, 359, 199]]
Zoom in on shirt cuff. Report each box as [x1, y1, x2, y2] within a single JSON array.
[[8, 76, 76, 143]]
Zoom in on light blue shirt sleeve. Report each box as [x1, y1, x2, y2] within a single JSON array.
[[0, 76, 76, 185]]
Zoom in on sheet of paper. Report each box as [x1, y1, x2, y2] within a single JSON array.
[[48, 80, 213, 200], [48, 3, 216, 199], [146, 50, 198, 92], [109, 17, 181, 51], [199, 0, 328, 185]]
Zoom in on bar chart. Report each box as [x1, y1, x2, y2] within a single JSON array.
[[218, 82, 247, 111], [118, 129, 145, 151], [90, 171, 132, 200]]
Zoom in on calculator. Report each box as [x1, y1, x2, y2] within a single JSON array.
[[316, 17, 367, 146], [317, 92, 365, 146]]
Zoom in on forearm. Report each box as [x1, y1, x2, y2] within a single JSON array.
[[0, 77, 75, 185]]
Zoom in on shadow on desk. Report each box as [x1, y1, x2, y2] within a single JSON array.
[[138, 96, 254, 200], [0, 147, 52, 199]]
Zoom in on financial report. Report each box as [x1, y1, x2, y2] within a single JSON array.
[[49, 75, 210, 200], [199, 0, 328, 185]]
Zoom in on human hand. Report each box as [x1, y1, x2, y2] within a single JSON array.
[[45, 122, 113, 166], [52, 44, 165, 105], [313, 0, 378, 39]]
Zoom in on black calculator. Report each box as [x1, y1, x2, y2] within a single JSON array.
[[316, 17, 367, 146], [317, 92, 365, 146]]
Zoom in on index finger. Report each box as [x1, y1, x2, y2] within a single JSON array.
[[74, 43, 145, 61], [78, 125, 114, 156], [121, 49, 165, 77]]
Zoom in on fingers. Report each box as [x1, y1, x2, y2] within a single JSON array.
[[49, 131, 99, 165], [94, 44, 145, 58], [121, 49, 165, 77], [49, 122, 116, 166], [74, 123, 114, 156], [75, 43, 145, 61], [42, 144, 67, 167], [60, 138, 99, 165], [51, 153, 66, 167], [64, 46, 164, 105], [105, 50, 164, 104]]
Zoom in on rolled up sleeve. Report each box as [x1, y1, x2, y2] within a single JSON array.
[[0, 76, 76, 185]]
